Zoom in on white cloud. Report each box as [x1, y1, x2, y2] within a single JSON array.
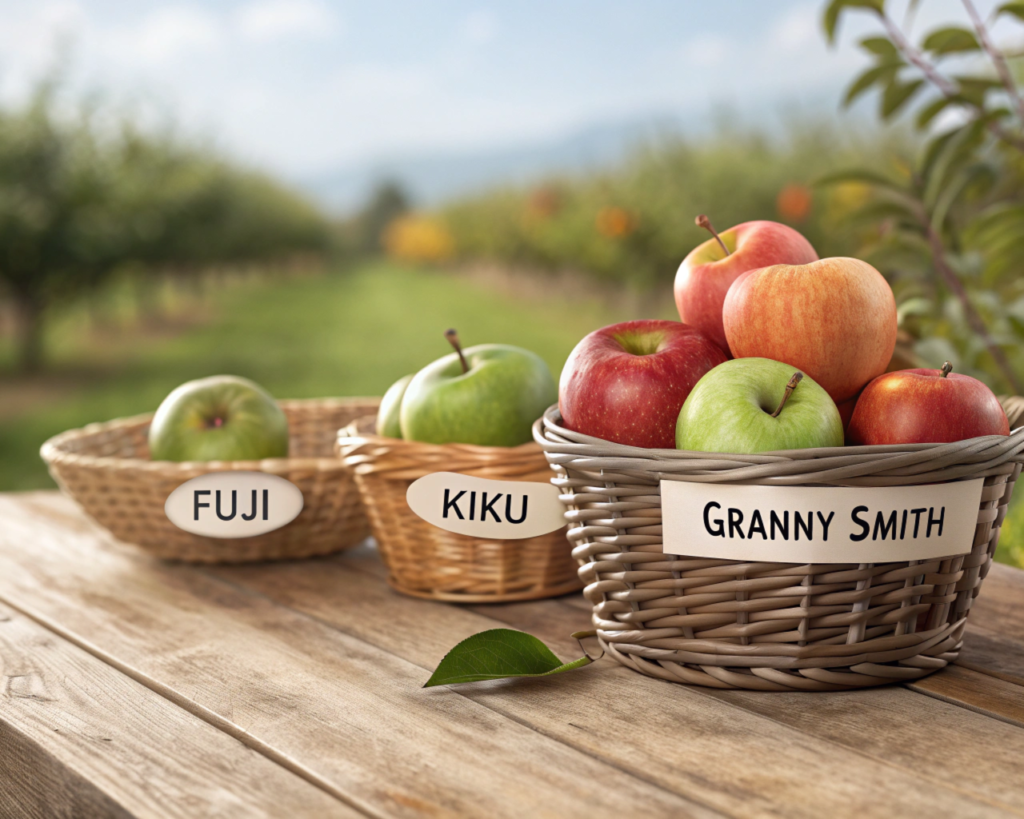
[[771, 3, 820, 49], [681, 36, 729, 68], [461, 10, 497, 46], [104, 6, 223, 66], [234, 0, 340, 44]]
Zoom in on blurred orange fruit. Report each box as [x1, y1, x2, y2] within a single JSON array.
[[776, 184, 812, 223], [595, 206, 634, 238]]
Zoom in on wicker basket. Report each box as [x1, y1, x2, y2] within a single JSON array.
[[534, 397, 1024, 691], [41, 398, 379, 563], [337, 417, 582, 602]]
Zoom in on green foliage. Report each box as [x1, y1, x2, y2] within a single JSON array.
[[821, 0, 1024, 393], [424, 629, 591, 687], [0, 80, 331, 372]]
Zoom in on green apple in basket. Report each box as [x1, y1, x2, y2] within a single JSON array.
[[376, 374, 413, 438], [676, 358, 843, 453], [149, 375, 289, 462], [400, 330, 557, 447]]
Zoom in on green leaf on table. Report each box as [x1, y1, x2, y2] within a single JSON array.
[[424, 629, 592, 687], [922, 26, 980, 55]]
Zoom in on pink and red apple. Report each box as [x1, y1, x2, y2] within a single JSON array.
[[559, 319, 727, 449], [674, 220, 818, 352], [847, 364, 1009, 445], [723, 257, 897, 404]]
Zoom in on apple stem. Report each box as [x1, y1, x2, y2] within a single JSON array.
[[445, 328, 469, 374], [941, 361, 953, 378], [771, 372, 804, 418], [695, 214, 730, 257]]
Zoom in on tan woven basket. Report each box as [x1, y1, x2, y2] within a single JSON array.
[[41, 398, 379, 563], [535, 397, 1024, 691], [338, 417, 582, 602]]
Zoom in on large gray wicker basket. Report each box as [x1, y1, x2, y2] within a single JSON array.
[[534, 397, 1024, 691]]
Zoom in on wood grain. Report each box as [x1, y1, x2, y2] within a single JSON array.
[[908, 665, 1024, 728], [219, 544, 1024, 818], [0, 493, 714, 819], [0, 603, 349, 819]]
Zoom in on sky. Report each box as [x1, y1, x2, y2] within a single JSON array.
[[0, 0, 1003, 181]]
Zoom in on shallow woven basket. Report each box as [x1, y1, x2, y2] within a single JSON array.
[[337, 417, 582, 602], [41, 398, 379, 563], [534, 397, 1024, 691]]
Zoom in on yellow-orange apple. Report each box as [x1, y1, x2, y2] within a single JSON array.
[[674, 219, 818, 352], [723, 257, 897, 403]]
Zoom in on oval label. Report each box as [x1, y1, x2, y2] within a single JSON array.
[[406, 472, 566, 539], [165, 472, 304, 538]]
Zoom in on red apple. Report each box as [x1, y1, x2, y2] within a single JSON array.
[[674, 218, 818, 352], [847, 363, 1010, 445], [559, 319, 727, 448], [723, 257, 897, 403]]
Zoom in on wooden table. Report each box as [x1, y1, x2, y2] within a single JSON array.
[[1, 492, 1023, 818]]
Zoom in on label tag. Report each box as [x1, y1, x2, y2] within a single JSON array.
[[406, 472, 566, 539], [661, 478, 985, 563], [165, 472, 304, 538]]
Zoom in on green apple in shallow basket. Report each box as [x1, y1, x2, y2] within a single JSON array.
[[399, 330, 557, 447], [148, 375, 289, 462], [377, 374, 413, 438], [676, 358, 843, 454]]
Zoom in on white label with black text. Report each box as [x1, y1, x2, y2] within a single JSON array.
[[165, 472, 304, 538], [406, 472, 566, 539], [661, 478, 985, 562]]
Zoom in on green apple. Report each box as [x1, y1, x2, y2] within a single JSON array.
[[401, 332, 557, 447], [676, 358, 842, 454], [377, 374, 413, 438], [148, 375, 289, 462]]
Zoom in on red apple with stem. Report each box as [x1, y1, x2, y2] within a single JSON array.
[[847, 362, 1010, 445], [674, 216, 819, 352], [559, 319, 728, 449], [723, 257, 897, 404]]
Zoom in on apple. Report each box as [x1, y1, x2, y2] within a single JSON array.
[[377, 374, 413, 438], [676, 358, 843, 454], [401, 330, 557, 447], [723, 257, 897, 403], [674, 217, 818, 352], [149, 375, 289, 462], [847, 362, 1010, 445], [559, 319, 728, 449]]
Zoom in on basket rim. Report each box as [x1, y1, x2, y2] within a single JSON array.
[[534, 402, 1024, 486], [41, 396, 380, 475], [337, 414, 545, 458]]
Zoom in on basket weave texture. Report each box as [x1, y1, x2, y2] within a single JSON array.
[[338, 417, 582, 602], [41, 398, 379, 563], [535, 397, 1024, 691]]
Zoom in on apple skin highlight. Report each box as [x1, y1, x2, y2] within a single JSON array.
[[559, 319, 727, 449], [674, 220, 818, 352], [847, 368, 1010, 445]]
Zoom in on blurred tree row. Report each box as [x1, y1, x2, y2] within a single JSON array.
[[0, 81, 331, 373], [433, 124, 907, 297]]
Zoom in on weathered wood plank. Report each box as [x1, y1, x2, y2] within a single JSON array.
[[0, 603, 351, 819], [908, 665, 1024, 728], [0, 493, 716, 819], [218, 543, 1024, 818]]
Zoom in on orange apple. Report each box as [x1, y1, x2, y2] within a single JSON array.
[[674, 219, 818, 352], [723, 257, 897, 404]]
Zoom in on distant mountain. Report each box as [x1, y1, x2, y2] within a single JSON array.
[[297, 115, 684, 214]]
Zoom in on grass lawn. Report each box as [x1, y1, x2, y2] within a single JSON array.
[[2, 258, 1021, 568]]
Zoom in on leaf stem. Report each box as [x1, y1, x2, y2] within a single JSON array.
[[962, 0, 1024, 129]]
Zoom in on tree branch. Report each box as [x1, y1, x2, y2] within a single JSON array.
[[880, 10, 1024, 154], [963, 0, 1024, 127], [917, 208, 1023, 393]]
